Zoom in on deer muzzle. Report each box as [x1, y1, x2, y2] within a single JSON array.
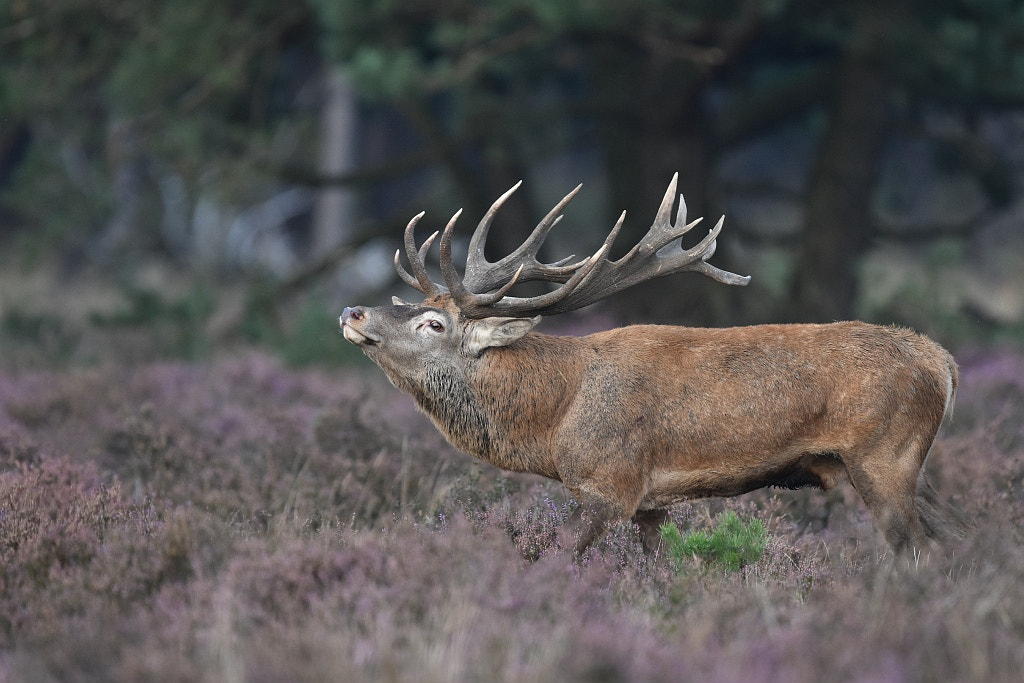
[[340, 306, 379, 346]]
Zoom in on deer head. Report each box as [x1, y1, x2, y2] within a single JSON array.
[[342, 172, 748, 397]]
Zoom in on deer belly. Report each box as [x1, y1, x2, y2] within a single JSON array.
[[642, 452, 847, 508]]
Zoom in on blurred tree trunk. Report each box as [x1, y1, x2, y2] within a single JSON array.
[[312, 67, 357, 255], [587, 27, 723, 324], [596, 7, 765, 325], [607, 91, 718, 325], [398, 99, 538, 264], [791, 7, 892, 322], [599, 64, 730, 325]]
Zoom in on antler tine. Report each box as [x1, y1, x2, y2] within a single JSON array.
[[394, 212, 442, 296], [673, 188, 704, 237], [465, 181, 522, 268], [438, 209, 473, 302], [613, 174, 682, 265], [482, 245, 610, 315], [421, 230, 440, 258], [629, 173, 695, 257], [680, 216, 751, 286], [437, 208, 530, 316], [394, 228, 439, 290], [463, 183, 586, 293], [656, 171, 680, 228], [394, 250, 418, 290], [469, 264, 525, 307]]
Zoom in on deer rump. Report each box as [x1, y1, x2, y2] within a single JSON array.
[[340, 174, 968, 556]]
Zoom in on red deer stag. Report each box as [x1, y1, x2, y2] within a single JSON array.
[[340, 174, 966, 556]]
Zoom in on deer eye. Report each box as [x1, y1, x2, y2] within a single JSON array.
[[418, 318, 445, 333]]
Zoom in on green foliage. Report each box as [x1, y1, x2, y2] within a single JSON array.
[[312, 0, 749, 108], [898, 0, 1024, 102], [274, 296, 367, 368], [660, 511, 767, 573], [1, 0, 318, 248], [0, 142, 114, 266], [240, 287, 365, 367], [90, 284, 216, 360], [0, 308, 80, 365]]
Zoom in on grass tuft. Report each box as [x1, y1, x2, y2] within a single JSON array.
[[661, 510, 768, 573]]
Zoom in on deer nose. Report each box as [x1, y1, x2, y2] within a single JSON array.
[[342, 306, 365, 322]]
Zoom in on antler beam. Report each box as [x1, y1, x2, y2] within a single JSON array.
[[394, 173, 750, 318]]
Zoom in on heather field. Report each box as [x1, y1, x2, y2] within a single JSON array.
[[1, 343, 1023, 682]]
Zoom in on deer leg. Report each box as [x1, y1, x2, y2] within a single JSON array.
[[845, 440, 931, 552], [557, 497, 622, 557], [915, 473, 972, 543], [632, 509, 669, 555]]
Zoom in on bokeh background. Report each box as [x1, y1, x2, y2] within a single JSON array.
[[3, 0, 1023, 366], [3, 3, 1024, 681]]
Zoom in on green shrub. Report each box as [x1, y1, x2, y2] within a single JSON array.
[[240, 289, 365, 367], [660, 511, 767, 573], [89, 284, 215, 359]]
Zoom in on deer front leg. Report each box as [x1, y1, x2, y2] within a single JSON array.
[[557, 496, 623, 557], [556, 451, 646, 556]]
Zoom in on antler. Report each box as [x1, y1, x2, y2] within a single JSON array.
[[394, 173, 750, 318]]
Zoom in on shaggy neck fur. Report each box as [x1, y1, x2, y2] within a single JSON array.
[[378, 332, 587, 479]]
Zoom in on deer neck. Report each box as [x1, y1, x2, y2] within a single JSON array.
[[413, 333, 585, 478], [415, 362, 492, 458]]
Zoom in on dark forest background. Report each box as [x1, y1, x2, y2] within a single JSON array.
[[2, 0, 1024, 364], [3, 4, 1024, 680]]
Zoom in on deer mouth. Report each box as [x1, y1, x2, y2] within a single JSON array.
[[340, 320, 379, 346]]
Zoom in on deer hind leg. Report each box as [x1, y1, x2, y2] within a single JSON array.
[[844, 437, 932, 552], [632, 509, 669, 555], [915, 472, 972, 543]]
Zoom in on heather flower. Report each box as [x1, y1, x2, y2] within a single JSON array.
[[0, 349, 1020, 681]]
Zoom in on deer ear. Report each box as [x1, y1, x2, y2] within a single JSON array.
[[392, 296, 411, 306], [464, 316, 540, 356]]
